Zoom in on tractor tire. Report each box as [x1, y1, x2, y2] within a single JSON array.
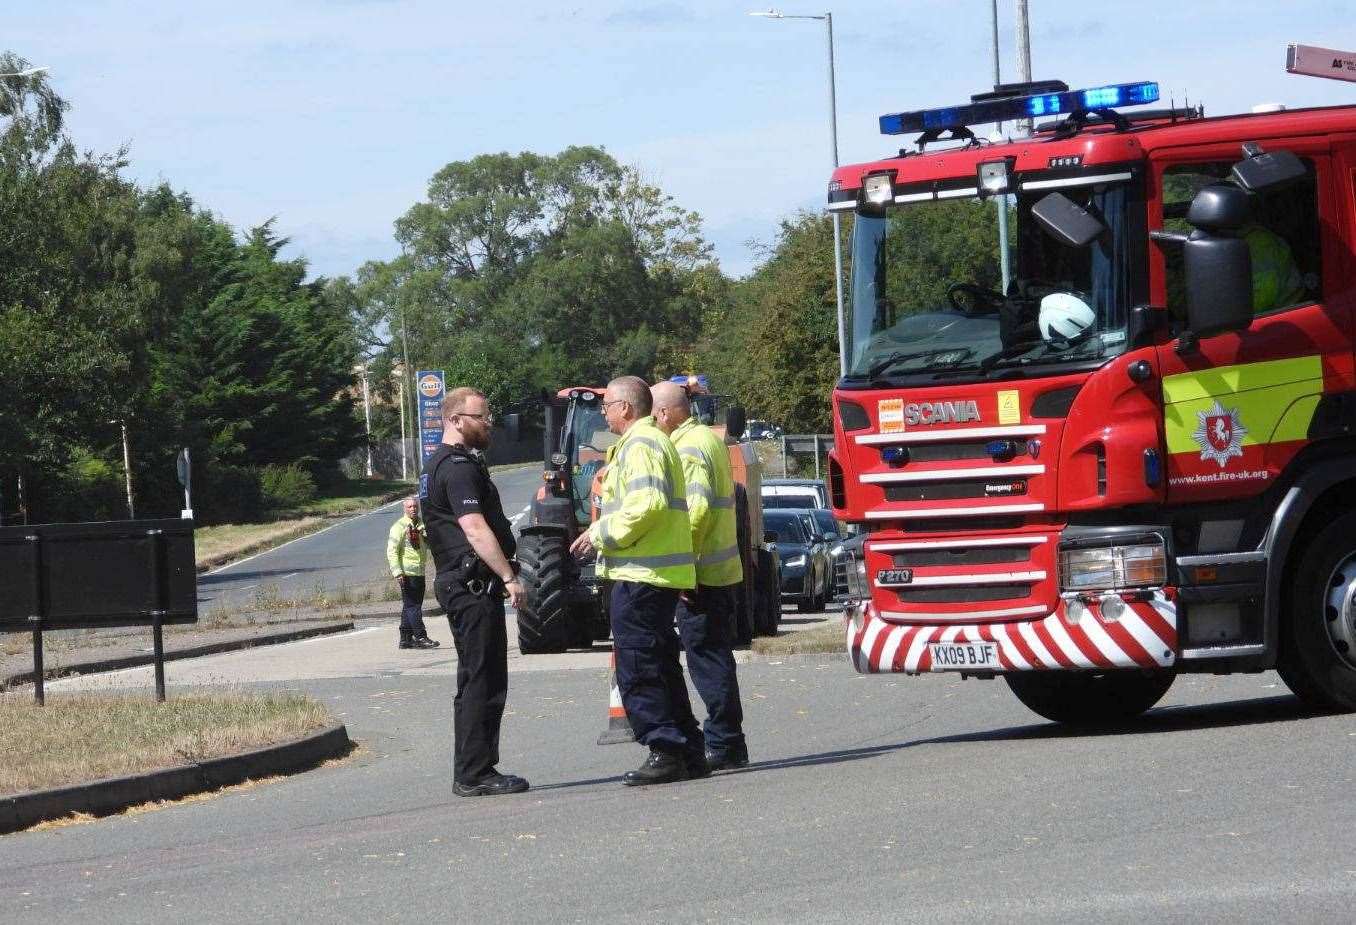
[[1277, 511, 1356, 711], [515, 531, 575, 655], [1004, 670, 1175, 726]]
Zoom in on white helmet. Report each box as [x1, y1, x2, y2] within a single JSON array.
[[1038, 292, 1096, 343]]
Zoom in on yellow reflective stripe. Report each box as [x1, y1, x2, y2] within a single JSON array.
[[1161, 355, 1322, 403], [695, 544, 740, 566]]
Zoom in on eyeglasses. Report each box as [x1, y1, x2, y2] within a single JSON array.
[[456, 412, 495, 424], [600, 399, 628, 412]]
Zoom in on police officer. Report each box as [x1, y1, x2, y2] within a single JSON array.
[[651, 381, 749, 771], [420, 386, 529, 798], [568, 375, 703, 786]]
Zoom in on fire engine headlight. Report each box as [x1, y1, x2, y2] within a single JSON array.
[[1060, 541, 1167, 592], [863, 174, 894, 206]]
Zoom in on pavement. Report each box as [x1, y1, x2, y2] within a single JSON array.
[[3, 635, 1354, 922]]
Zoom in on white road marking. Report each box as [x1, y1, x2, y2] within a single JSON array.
[[510, 504, 531, 525]]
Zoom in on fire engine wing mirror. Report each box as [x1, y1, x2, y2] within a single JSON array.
[[1231, 145, 1306, 194], [1181, 231, 1253, 341], [1031, 192, 1105, 248], [725, 405, 747, 441]]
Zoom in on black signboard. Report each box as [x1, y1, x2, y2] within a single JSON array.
[[0, 519, 197, 631]]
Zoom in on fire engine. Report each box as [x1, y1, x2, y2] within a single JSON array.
[[827, 76, 1356, 723]]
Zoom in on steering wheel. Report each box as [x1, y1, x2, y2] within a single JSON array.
[[946, 283, 1006, 314]]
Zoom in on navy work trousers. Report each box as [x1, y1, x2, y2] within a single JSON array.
[[610, 581, 702, 756], [435, 576, 508, 784], [676, 584, 746, 756], [399, 575, 428, 637]]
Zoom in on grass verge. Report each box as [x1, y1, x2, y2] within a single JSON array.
[[0, 691, 331, 795], [751, 618, 846, 657]]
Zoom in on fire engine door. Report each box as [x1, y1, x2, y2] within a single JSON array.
[[1151, 141, 1351, 505]]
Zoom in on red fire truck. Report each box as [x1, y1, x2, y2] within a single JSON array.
[[828, 78, 1356, 723]]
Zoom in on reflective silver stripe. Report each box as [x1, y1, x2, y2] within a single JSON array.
[[602, 551, 696, 568], [678, 446, 706, 460], [669, 497, 688, 511], [625, 475, 671, 495], [602, 501, 621, 517], [598, 517, 615, 549], [711, 497, 735, 509], [618, 435, 667, 464], [688, 483, 716, 502], [696, 544, 740, 566]]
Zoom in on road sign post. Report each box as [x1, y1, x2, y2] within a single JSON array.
[[416, 370, 446, 471], [177, 447, 193, 519]]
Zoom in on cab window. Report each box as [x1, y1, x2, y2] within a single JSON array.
[[1162, 159, 1322, 319]]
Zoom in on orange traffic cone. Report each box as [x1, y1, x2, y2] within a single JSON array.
[[596, 651, 636, 745]]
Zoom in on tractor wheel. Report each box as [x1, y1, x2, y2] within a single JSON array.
[[1005, 670, 1174, 725], [515, 531, 575, 654], [1278, 511, 1356, 711]]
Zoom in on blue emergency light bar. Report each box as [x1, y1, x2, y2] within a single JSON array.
[[879, 81, 1160, 135]]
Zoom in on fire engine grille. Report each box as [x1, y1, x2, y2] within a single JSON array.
[[902, 516, 1026, 533], [891, 584, 1031, 604], [885, 478, 1029, 502], [899, 442, 994, 462], [891, 546, 1032, 567]]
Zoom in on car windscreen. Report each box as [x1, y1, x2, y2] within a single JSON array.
[[763, 512, 806, 543], [763, 495, 816, 509]]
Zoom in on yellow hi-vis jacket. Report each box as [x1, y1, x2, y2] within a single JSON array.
[[671, 416, 743, 588], [587, 416, 696, 590], [387, 514, 428, 578]]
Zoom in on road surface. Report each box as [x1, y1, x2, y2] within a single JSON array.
[[5, 629, 1355, 923], [196, 465, 542, 614]]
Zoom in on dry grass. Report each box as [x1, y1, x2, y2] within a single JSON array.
[[0, 691, 331, 795], [194, 517, 326, 568], [751, 618, 847, 657]]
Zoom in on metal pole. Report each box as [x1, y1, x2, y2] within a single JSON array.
[[782, 435, 789, 478], [32, 628, 44, 706], [397, 375, 408, 480], [825, 13, 847, 378], [1014, 0, 1033, 135], [814, 434, 821, 481], [120, 421, 135, 519], [360, 366, 374, 478], [991, 0, 1012, 293], [398, 303, 416, 478], [153, 616, 166, 703]]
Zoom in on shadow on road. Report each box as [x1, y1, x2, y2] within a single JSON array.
[[199, 566, 334, 585]]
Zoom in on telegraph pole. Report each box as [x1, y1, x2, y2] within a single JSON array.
[[990, 0, 1011, 292], [1015, 0, 1033, 134]]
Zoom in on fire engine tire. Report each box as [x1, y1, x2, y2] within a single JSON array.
[[1004, 670, 1175, 726], [1278, 512, 1356, 711], [515, 532, 574, 655]]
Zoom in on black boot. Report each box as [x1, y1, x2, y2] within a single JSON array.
[[411, 635, 440, 649], [623, 749, 688, 787], [398, 629, 414, 650], [705, 745, 750, 772]]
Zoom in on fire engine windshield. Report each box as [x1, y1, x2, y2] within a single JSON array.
[[843, 174, 1144, 383]]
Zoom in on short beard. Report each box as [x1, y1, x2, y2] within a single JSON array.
[[464, 427, 491, 451]]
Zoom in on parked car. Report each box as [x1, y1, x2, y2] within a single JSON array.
[[762, 478, 830, 510], [829, 532, 867, 600], [747, 419, 783, 441], [798, 509, 859, 600], [762, 509, 832, 612]]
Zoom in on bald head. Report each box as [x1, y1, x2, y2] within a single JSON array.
[[650, 381, 690, 435]]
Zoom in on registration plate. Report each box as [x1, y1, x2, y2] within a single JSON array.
[[876, 568, 914, 586], [929, 641, 1002, 670]]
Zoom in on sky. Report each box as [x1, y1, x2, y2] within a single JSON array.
[[11, 1, 1354, 280]]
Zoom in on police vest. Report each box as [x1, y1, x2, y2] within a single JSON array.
[[588, 417, 696, 590], [671, 416, 743, 587]]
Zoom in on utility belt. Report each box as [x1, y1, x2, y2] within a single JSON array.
[[449, 554, 518, 597]]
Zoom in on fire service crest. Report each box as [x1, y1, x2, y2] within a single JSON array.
[[1193, 400, 1247, 468]]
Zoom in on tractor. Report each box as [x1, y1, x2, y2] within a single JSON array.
[[514, 379, 782, 653]]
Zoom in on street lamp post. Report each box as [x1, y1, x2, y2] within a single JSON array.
[[749, 9, 848, 377], [354, 363, 374, 478]]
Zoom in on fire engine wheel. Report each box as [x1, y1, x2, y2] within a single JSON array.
[[1004, 670, 1175, 726], [1278, 513, 1356, 711], [515, 532, 574, 655]]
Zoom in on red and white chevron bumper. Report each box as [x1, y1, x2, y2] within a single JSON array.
[[846, 589, 1178, 674]]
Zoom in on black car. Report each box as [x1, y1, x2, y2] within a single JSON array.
[[762, 509, 832, 613]]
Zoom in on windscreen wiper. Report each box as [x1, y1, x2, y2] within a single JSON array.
[[866, 347, 974, 379], [979, 337, 1103, 372]]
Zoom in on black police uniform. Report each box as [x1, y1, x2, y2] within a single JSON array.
[[420, 442, 517, 786]]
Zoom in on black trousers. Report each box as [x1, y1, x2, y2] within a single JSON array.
[[435, 575, 508, 784], [610, 581, 702, 756], [676, 585, 746, 755], [399, 575, 428, 637]]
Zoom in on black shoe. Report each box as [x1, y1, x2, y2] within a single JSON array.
[[398, 635, 414, 650], [453, 773, 530, 797], [411, 635, 440, 649], [623, 749, 689, 787], [685, 750, 711, 779], [705, 748, 750, 772]]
